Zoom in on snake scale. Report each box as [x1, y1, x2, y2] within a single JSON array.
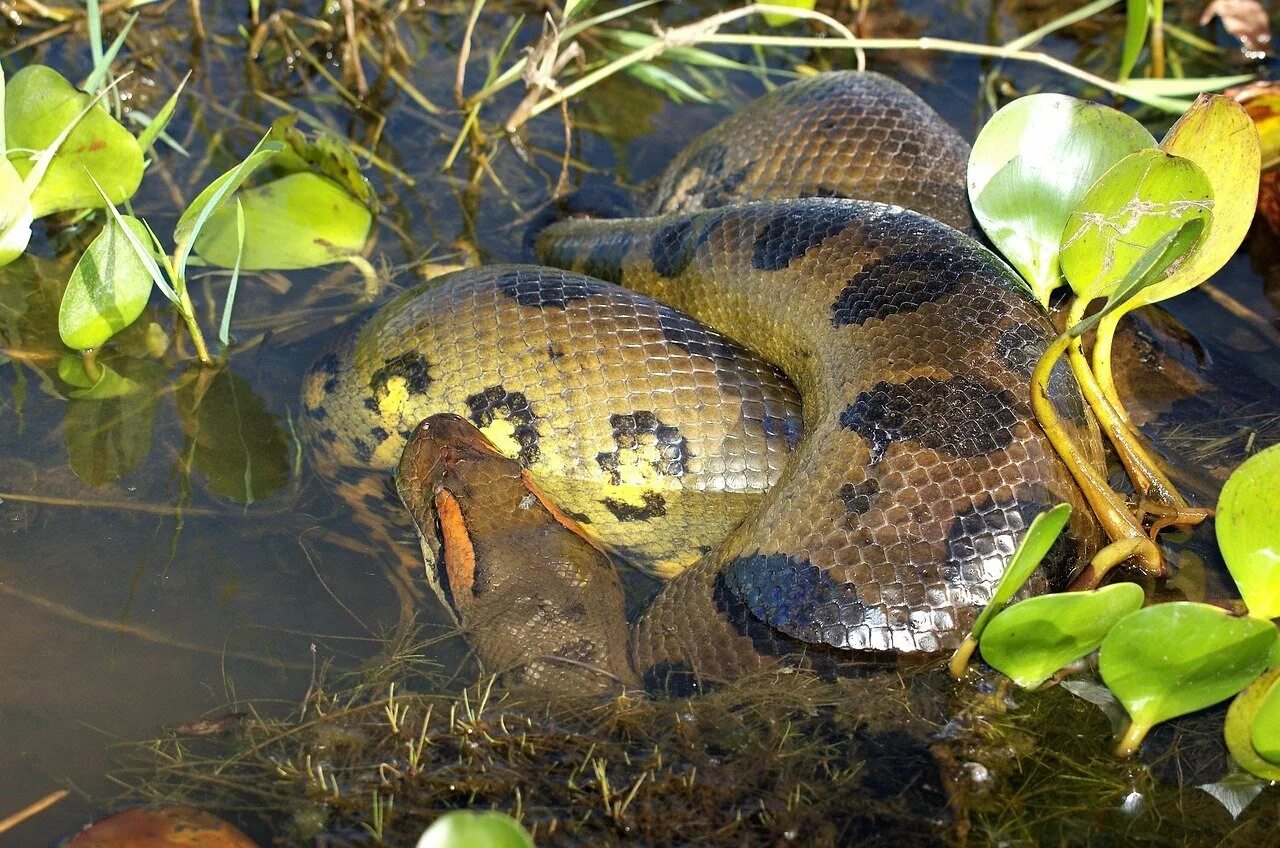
[[305, 72, 1106, 689]]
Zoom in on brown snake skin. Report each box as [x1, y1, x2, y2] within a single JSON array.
[[309, 72, 1105, 687]]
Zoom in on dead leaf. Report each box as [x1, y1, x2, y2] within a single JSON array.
[[1201, 0, 1273, 58]]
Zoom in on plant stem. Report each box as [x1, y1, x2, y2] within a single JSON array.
[[1150, 0, 1166, 79], [348, 254, 382, 302], [1031, 332, 1164, 577], [80, 348, 102, 383], [1115, 718, 1149, 757], [949, 635, 979, 679], [1090, 309, 1129, 423], [176, 286, 215, 367], [1067, 299, 1188, 509]]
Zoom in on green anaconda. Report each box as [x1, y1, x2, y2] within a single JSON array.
[[304, 71, 1105, 687]]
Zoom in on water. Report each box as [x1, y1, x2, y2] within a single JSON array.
[[0, 1, 1277, 844]]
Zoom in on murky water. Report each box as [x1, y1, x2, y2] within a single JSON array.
[[1, 1, 1278, 844]]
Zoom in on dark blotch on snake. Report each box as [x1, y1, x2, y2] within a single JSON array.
[[724, 552, 866, 647], [369, 351, 432, 397], [830, 248, 985, 327], [602, 492, 668, 522], [494, 268, 609, 309], [942, 494, 1073, 593], [840, 376, 1021, 464], [839, 478, 881, 517], [751, 205, 857, 271], [465, 385, 541, 466]]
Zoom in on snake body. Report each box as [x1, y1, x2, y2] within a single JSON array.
[[308, 72, 1104, 685]]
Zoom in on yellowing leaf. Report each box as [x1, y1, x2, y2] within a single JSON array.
[[1133, 94, 1261, 307]]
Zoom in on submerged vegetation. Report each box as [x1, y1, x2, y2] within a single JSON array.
[[0, 0, 1278, 844]]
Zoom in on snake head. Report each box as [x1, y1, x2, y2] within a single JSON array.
[[395, 413, 506, 614]]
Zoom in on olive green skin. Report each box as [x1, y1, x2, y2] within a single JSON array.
[[311, 72, 1105, 683]]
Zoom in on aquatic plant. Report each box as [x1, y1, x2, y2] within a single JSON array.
[[968, 89, 1260, 582], [417, 810, 534, 848], [954, 438, 1280, 782]]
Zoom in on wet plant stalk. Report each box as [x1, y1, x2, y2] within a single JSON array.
[[1066, 299, 1187, 509], [176, 285, 214, 366], [1030, 331, 1163, 580]]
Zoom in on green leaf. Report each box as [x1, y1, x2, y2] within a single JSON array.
[[623, 62, 710, 104], [4, 66, 143, 218], [56, 355, 142, 399], [176, 366, 289, 504], [193, 172, 372, 270], [0, 157, 33, 267], [760, 0, 818, 28], [83, 11, 138, 95], [218, 199, 246, 347], [950, 504, 1073, 677], [172, 136, 284, 283], [1252, 669, 1280, 763], [416, 811, 534, 848], [1067, 218, 1204, 338], [1119, 0, 1150, 81], [58, 215, 155, 350], [1216, 444, 1280, 620], [562, 0, 599, 21], [267, 115, 376, 211], [968, 94, 1155, 305], [1225, 667, 1280, 779], [980, 583, 1145, 689], [1060, 148, 1212, 302], [1132, 94, 1262, 309], [1101, 602, 1278, 754]]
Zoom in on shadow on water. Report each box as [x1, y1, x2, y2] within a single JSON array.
[[0, 0, 1277, 844]]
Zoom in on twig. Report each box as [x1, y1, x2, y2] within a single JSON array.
[[0, 790, 70, 837]]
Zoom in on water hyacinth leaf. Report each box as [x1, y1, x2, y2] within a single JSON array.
[[980, 582, 1145, 689], [176, 366, 288, 504], [1224, 667, 1280, 779], [968, 94, 1155, 305], [760, 0, 818, 27], [268, 115, 376, 211], [1252, 670, 1280, 763], [1068, 218, 1204, 338], [172, 136, 284, 280], [1100, 602, 1278, 755], [56, 355, 142, 399], [1060, 149, 1213, 302], [0, 158, 33, 267], [1215, 443, 1280, 619], [1132, 94, 1261, 309], [948, 503, 1072, 678], [4, 66, 143, 217], [416, 811, 535, 848], [59, 215, 155, 351], [194, 173, 372, 270]]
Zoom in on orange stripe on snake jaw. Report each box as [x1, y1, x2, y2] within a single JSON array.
[[433, 488, 477, 598]]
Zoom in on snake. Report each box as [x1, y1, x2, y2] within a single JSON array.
[[304, 72, 1106, 689]]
